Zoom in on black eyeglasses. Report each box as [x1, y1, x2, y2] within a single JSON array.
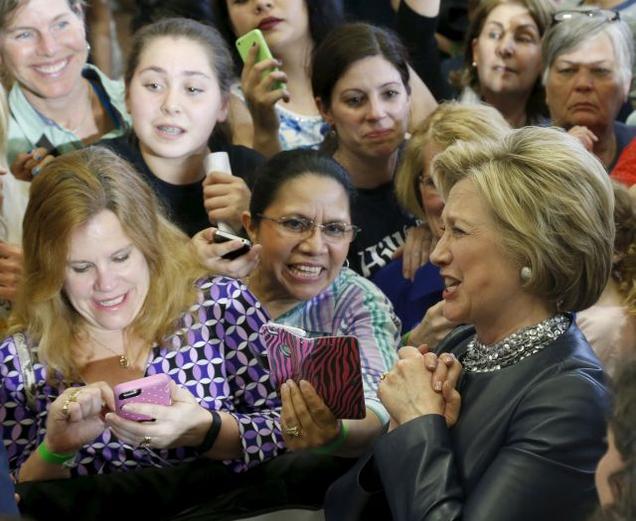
[[257, 214, 361, 243], [552, 8, 620, 26]]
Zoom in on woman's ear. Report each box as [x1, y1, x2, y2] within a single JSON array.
[[315, 97, 334, 126], [242, 211, 257, 242], [217, 95, 230, 123]]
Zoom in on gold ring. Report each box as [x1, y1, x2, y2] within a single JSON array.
[[68, 388, 82, 402], [140, 435, 152, 449], [379, 372, 389, 381], [284, 425, 302, 438], [61, 399, 71, 418]]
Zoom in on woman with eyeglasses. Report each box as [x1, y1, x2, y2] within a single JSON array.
[[543, 8, 636, 171], [239, 149, 405, 455]]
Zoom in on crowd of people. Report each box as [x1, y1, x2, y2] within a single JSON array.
[[0, 1, 634, 520]]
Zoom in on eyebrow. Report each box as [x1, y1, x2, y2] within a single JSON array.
[[7, 13, 71, 32], [485, 20, 539, 31], [67, 245, 133, 264], [138, 66, 212, 79], [555, 59, 614, 66]]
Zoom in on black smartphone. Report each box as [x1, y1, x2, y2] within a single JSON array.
[[213, 230, 252, 260]]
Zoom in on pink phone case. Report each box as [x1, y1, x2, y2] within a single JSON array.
[[114, 373, 172, 422], [259, 322, 366, 419]]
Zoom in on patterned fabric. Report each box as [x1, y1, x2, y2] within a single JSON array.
[[275, 268, 401, 424], [231, 84, 330, 150], [0, 276, 283, 476]]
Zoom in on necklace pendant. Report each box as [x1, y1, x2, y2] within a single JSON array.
[[119, 355, 130, 369]]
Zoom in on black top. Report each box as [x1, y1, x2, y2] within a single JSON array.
[[100, 133, 263, 237], [325, 320, 609, 521], [348, 181, 418, 279]]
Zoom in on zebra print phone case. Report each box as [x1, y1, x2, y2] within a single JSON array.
[[259, 322, 365, 419]]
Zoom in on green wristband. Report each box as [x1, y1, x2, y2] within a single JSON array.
[[401, 331, 412, 346], [310, 421, 350, 455], [37, 441, 75, 465]]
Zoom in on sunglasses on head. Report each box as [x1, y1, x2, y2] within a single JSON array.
[[552, 8, 620, 26]]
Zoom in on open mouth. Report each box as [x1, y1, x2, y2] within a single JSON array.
[[155, 125, 185, 138], [94, 292, 127, 310], [286, 264, 324, 280], [442, 277, 461, 299], [33, 58, 70, 76]]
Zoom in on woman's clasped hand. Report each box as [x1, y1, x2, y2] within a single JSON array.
[[379, 347, 461, 429]]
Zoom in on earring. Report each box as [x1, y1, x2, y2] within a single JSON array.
[[472, 61, 477, 68], [86, 42, 91, 53], [520, 266, 532, 282]]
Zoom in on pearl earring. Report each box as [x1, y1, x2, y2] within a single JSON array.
[[520, 266, 532, 282]]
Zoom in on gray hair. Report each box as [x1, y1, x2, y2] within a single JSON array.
[[542, 11, 634, 91]]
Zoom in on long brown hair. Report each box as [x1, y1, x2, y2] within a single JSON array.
[[9, 147, 207, 379]]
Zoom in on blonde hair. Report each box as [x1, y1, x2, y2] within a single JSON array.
[[9, 146, 208, 379], [395, 102, 510, 220], [612, 182, 636, 315], [433, 126, 614, 312]]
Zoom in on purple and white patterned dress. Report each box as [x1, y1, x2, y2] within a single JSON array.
[[0, 276, 284, 476]]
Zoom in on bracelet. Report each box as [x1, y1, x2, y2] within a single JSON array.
[[401, 331, 412, 346], [196, 411, 222, 454], [310, 421, 350, 455], [36, 441, 75, 465]]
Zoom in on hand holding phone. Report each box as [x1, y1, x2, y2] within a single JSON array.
[[236, 29, 285, 92], [114, 373, 172, 422], [259, 322, 366, 419], [212, 229, 252, 260]]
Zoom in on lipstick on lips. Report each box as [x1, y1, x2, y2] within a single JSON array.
[[258, 17, 282, 31]]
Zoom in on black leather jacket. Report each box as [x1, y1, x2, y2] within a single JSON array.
[[325, 321, 609, 521]]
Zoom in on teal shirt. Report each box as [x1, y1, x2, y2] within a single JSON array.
[[7, 64, 130, 166]]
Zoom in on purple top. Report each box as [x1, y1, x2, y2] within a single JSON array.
[[0, 276, 284, 476]]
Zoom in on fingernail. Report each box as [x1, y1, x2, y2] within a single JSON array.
[[434, 381, 442, 392], [32, 166, 41, 176]]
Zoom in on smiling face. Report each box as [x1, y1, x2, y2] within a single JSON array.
[[245, 173, 351, 305], [63, 210, 150, 334], [0, 0, 87, 103], [225, 0, 311, 52], [320, 55, 410, 160], [126, 35, 228, 164], [430, 178, 549, 342], [546, 32, 628, 133], [472, 3, 542, 99]]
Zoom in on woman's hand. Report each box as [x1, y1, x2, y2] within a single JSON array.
[[280, 379, 340, 450], [44, 383, 115, 454], [393, 224, 432, 281], [202, 171, 251, 233], [11, 148, 55, 181], [419, 349, 462, 427], [105, 381, 212, 450], [0, 242, 23, 302], [378, 347, 445, 426], [567, 126, 598, 151], [408, 301, 458, 351], [241, 43, 289, 136], [191, 228, 260, 279]]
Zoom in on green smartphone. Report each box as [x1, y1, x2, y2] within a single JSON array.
[[235, 29, 284, 91]]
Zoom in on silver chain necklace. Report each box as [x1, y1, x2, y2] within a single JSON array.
[[461, 314, 570, 373]]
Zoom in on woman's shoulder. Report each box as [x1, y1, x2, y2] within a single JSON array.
[[194, 275, 263, 309]]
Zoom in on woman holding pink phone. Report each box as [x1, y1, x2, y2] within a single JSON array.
[[0, 147, 283, 493]]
